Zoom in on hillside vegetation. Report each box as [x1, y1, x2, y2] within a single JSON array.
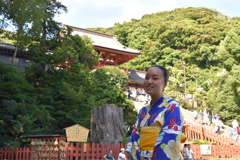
[[100, 7, 240, 125]]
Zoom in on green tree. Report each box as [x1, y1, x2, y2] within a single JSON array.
[[25, 33, 99, 131], [0, 0, 67, 64], [207, 67, 240, 125], [216, 26, 240, 70], [90, 66, 137, 126], [0, 62, 53, 147]]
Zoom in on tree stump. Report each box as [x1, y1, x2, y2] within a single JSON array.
[[91, 104, 128, 143]]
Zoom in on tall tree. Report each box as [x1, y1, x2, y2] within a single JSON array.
[[0, 62, 54, 147], [0, 0, 67, 64]]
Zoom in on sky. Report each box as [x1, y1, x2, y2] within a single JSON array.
[[55, 0, 240, 29]]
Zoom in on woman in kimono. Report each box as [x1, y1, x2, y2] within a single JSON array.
[[126, 65, 185, 160]]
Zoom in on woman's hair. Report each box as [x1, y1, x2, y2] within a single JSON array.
[[150, 65, 169, 83]]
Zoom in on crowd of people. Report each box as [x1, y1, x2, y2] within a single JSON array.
[[193, 108, 213, 126], [126, 87, 151, 104], [192, 108, 239, 143]]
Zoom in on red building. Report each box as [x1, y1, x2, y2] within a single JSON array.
[[62, 25, 141, 67], [62, 25, 145, 90]]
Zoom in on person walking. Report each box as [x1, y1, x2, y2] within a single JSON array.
[[186, 144, 194, 160], [193, 109, 198, 123], [118, 148, 127, 160], [127, 88, 132, 99], [103, 149, 115, 160], [232, 119, 239, 133], [199, 110, 203, 125], [214, 116, 223, 134], [232, 119, 239, 143], [203, 109, 208, 125], [126, 65, 186, 160], [135, 90, 140, 102], [206, 108, 213, 126], [182, 144, 189, 160]]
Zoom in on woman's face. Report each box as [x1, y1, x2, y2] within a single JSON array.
[[144, 67, 167, 97]]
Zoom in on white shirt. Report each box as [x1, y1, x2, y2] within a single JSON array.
[[186, 148, 194, 159], [118, 152, 126, 160], [232, 120, 239, 129], [193, 110, 198, 117]]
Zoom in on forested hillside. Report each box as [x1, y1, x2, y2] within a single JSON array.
[[100, 7, 240, 126]]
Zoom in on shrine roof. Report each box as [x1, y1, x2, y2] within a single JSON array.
[[29, 134, 65, 138], [0, 42, 15, 50], [128, 69, 146, 84], [0, 42, 28, 57], [64, 25, 141, 54], [64, 124, 90, 131]]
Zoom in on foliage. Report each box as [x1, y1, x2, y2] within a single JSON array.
[[90, 66, 137, 125], [24, 32, 100, 132], [0, 0, 67, 65], [188, 139, 214, 145], [0, 62, 54, 147], [105, 7, 240, 125]]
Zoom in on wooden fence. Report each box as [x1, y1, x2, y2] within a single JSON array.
[[66, 142, 126, 160], [0, 147, 31, 160], [183, 121, 239, 146], [1, 121, 240, 160], [1, 142, 240, 160], [191, 144, 240, 159]]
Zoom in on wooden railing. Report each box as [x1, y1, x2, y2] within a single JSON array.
[[0, 147, 31, 160], [1, 121, 240, 160], [191, 144, 240, 159], [1, 142, 240, 160], [66, 142, 126, 160], [183, 121, 238, 146]]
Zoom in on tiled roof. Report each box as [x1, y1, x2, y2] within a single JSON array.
[[64, 25, 141, 54], [0, 42, 15, 50], [0, 42, 28, 56], [128, 69, 146, 84]]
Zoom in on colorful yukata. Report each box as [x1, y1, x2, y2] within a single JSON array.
[[126, 96, 184, 160]]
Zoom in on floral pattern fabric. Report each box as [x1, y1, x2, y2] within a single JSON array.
[[126, 96, 183, 160]]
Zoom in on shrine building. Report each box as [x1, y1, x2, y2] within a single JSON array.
[[61, 25, 145, 90], [61, 25, 141, 67]]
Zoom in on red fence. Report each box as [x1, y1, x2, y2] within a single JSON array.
[[183, 121, 238, 146], [0, 147, 30, 160], [0, 143, 126, 160], [191, 144, 240, 159], [66, 142, 126, 160], [1, 142, 240, 160]]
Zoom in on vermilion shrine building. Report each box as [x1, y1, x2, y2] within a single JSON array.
[[62, 25, 141, 67], [62, 25, 146, 92]]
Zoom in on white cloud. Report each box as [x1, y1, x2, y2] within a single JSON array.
[[96, 0, 179, 27], [56, 0, 240, 28]]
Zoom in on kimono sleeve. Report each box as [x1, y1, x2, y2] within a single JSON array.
[[152, 100, 183, 160], [125, 107, 147, 160]]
